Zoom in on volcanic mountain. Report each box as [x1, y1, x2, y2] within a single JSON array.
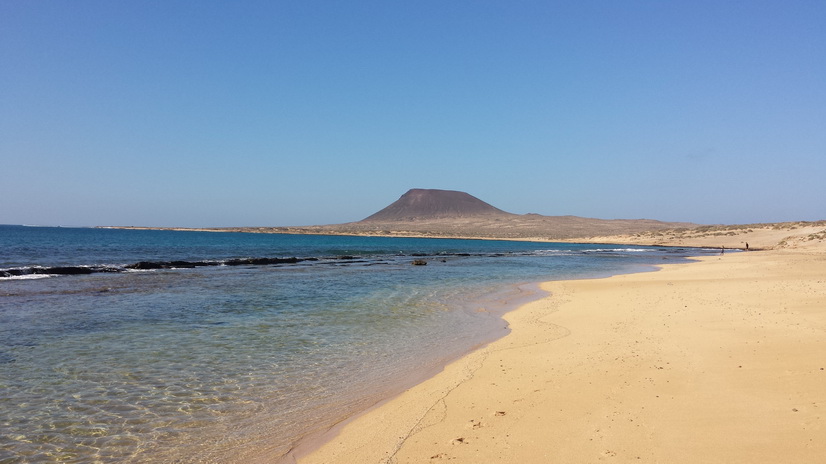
[[251, 188, 696, 241], [362, 189, 513, 221]]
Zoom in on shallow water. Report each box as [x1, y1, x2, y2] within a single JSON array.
[[0, 226, 714, 462]]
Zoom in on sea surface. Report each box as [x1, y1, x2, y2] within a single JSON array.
[[0, 225, 715, 463]]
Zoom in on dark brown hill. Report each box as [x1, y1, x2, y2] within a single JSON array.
[[140, 189, 697, 242], [361, 188, 513, 221]]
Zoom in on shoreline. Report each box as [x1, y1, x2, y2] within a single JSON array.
[[275, 257, 692, 464], [272, 282, 549, 464], [277, 258, 681, 463], [296, 246, 826, 463]]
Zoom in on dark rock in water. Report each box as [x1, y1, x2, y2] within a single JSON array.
[[411, 259, 427, 266], [167, 261, 202, 268], [2, 266, 117, 277], [45, 266, 95, 275], [126, 260, 198, 269], [126, 260, 209, 270], [2, 255, 313, 280], [126, 261, 166, 270], [224, 257, 301, 266]]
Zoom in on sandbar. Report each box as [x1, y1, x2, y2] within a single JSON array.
[[295, 242, 825, 463]]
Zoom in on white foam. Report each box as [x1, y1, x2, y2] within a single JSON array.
[[589, 248, 651, 252], [1, 274, 55, 280]]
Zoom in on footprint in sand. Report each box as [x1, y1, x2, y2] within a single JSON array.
[[467, 419, 484, 429]]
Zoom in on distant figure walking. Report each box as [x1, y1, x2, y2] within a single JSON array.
[[720, 246, 725, 255], [745, 242, 749, 251]]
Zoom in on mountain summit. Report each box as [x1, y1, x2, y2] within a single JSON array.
[[361, 189, 513, 222]]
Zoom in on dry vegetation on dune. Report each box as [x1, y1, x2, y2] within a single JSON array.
[[646, 220, 826, 237], [270, 215, 692, 241], [576, 220, 826, 250]]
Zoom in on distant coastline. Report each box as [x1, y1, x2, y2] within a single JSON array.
[[99, 219, 826, 251], [98, 188, 826, 250]]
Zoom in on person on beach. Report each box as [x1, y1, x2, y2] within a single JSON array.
[[721, 246, 725, 254]]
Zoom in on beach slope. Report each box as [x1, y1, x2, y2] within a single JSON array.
[[297, 244, 826, 463]]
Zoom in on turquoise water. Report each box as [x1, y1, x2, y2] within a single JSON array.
[[0, 226, 713, 462]]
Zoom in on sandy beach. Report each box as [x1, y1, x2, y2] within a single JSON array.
[[295, 239, 825, 463]]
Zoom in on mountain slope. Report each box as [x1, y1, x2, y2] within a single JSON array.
[[361, 189, 513, 221]]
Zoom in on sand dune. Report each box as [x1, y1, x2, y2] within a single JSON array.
[[558, 221, 826, 251]]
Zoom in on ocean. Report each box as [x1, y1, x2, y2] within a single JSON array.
[[0, 225, 714, 462]]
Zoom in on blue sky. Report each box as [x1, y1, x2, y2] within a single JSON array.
[[2, 1, 824, 227]]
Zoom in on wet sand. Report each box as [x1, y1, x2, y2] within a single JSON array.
[[296, 244, 826, 463]]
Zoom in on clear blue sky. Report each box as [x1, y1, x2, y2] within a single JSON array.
[[2, 1, 824, 227]]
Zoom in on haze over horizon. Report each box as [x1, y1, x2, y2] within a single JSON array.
[[2, 1, 824, 228]]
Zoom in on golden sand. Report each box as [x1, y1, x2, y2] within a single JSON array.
[[296, 240, 825, 463]]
